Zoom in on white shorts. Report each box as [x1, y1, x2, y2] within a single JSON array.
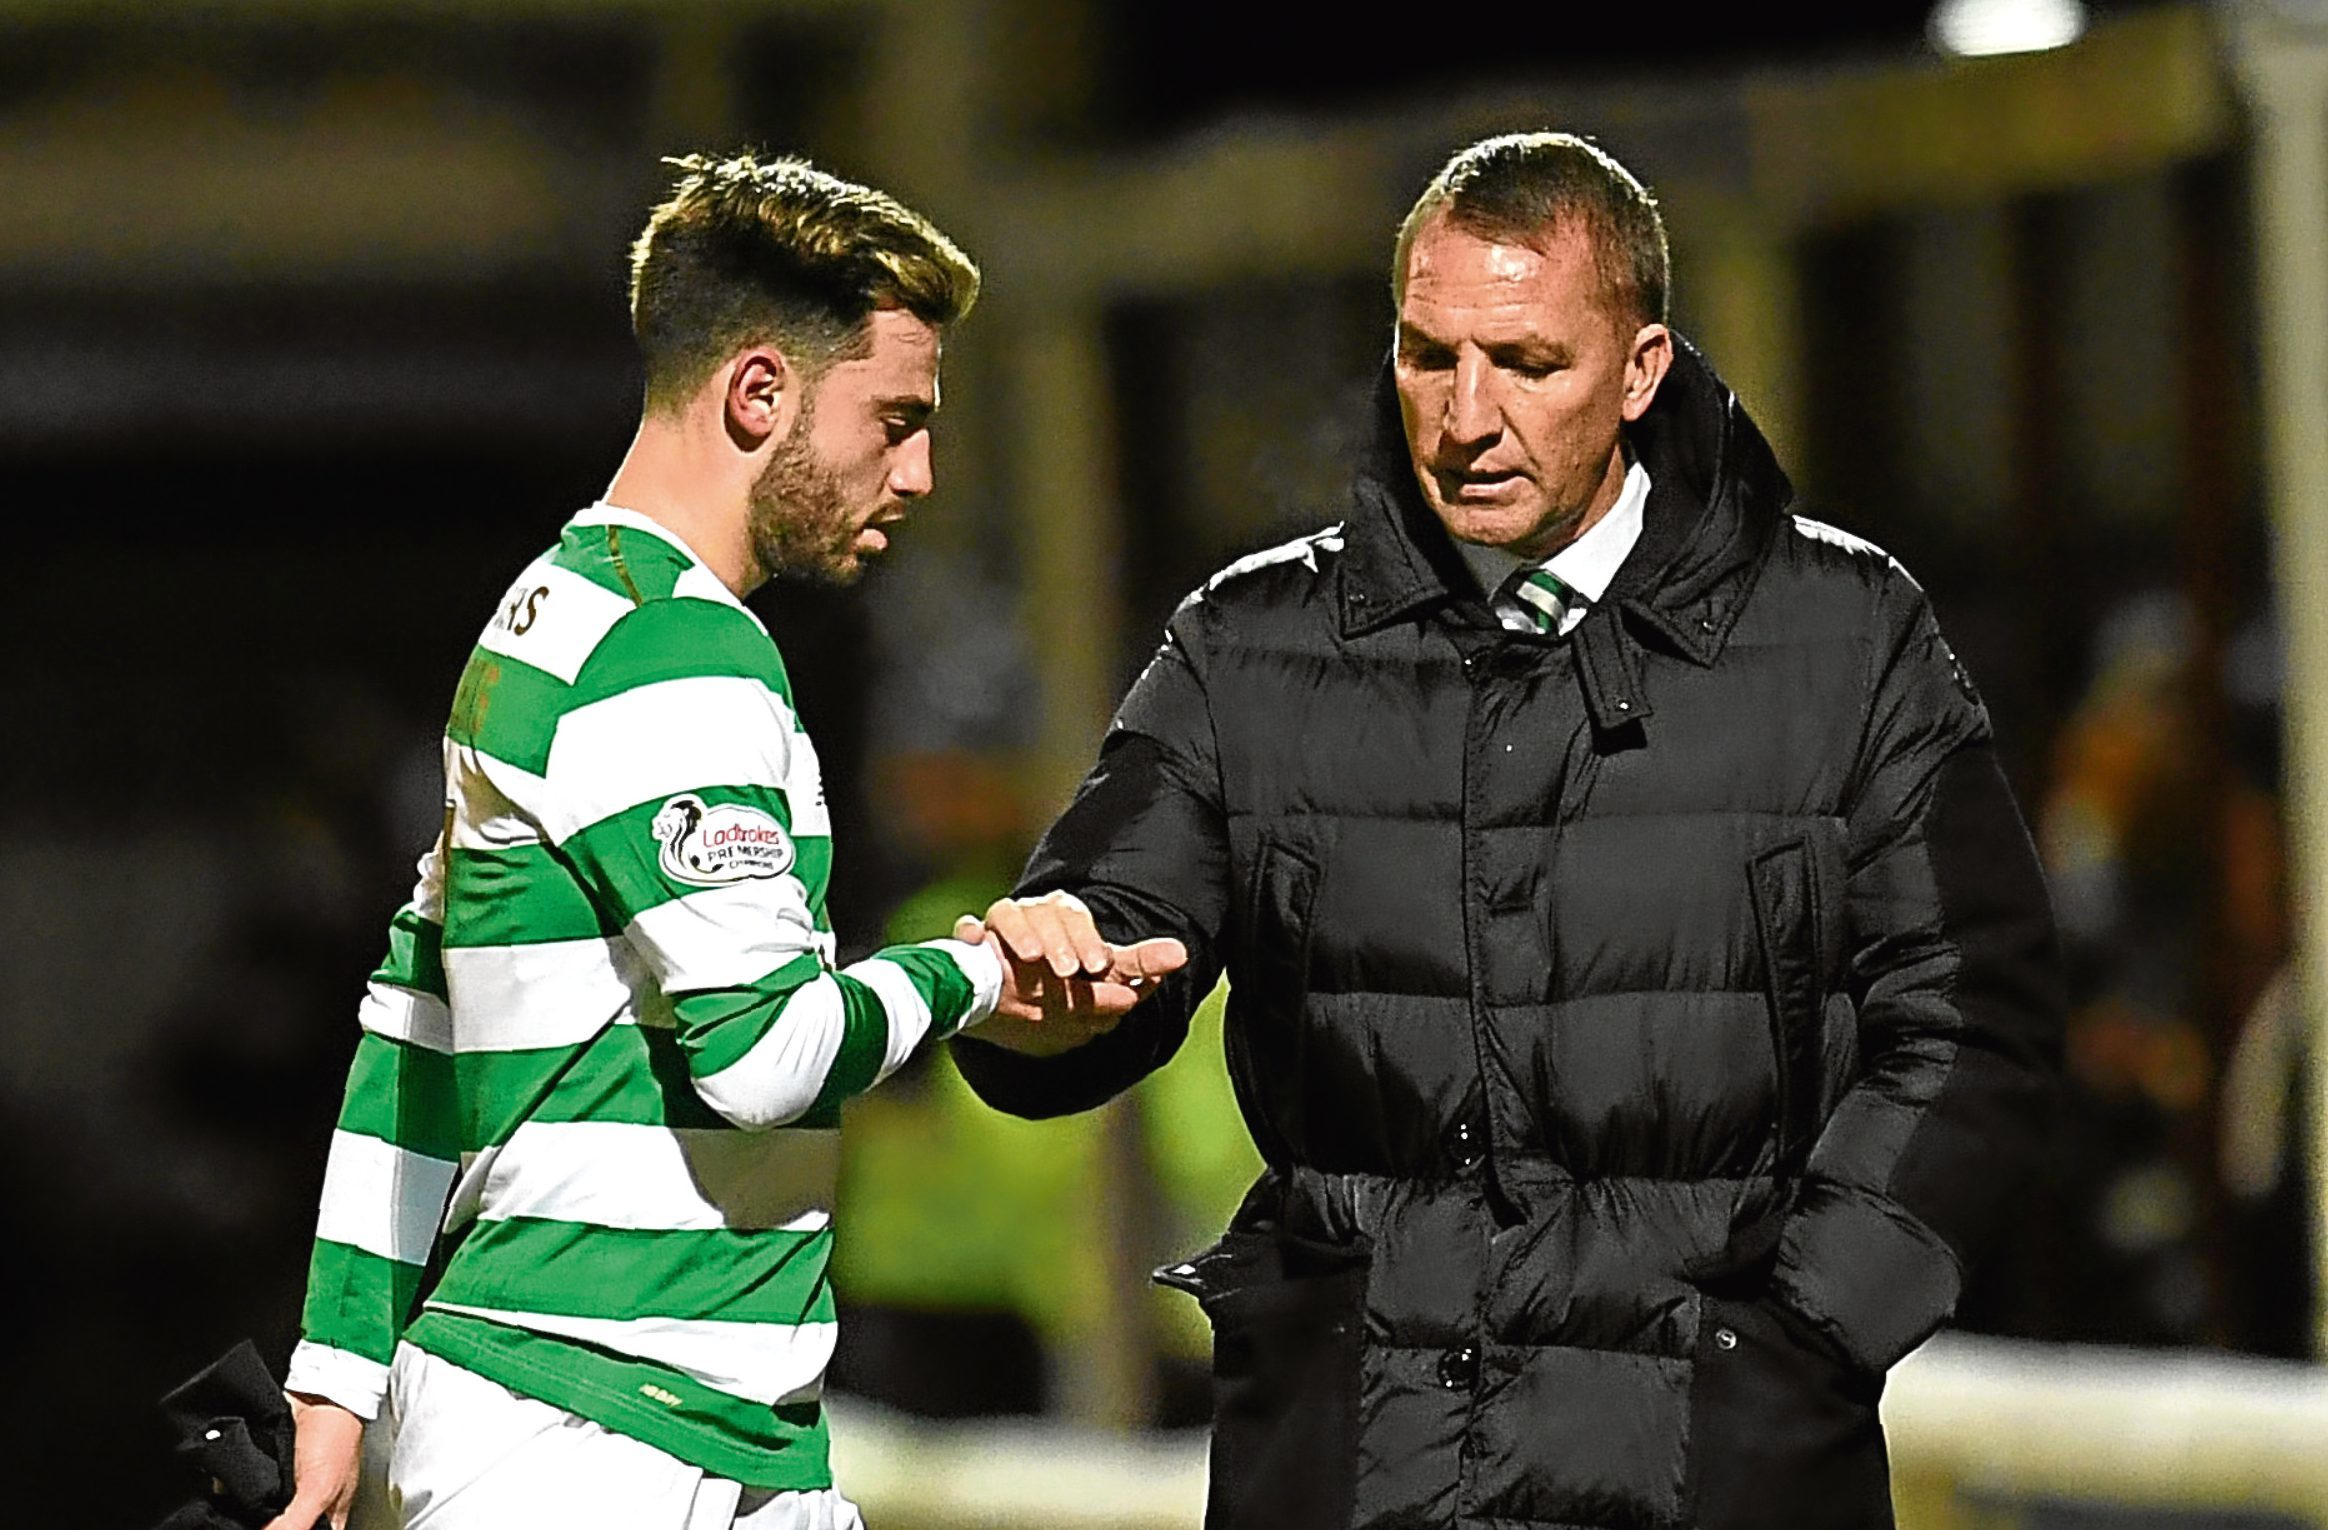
[[366, 1342, 863, 1530]]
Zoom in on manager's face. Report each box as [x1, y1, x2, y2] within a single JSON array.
[[1394, 212, 1669, 561]]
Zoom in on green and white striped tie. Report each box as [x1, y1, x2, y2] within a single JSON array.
[[1508, 567, 1583, 635]]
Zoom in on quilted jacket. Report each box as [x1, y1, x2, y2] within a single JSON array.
[[956, 339, 2063, 1530]]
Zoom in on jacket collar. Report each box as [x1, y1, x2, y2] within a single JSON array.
[[1336, 362, 1474, 638], [1336, 334, 1792, 669]]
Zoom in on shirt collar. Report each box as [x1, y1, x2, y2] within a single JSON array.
[[1452, 457, 1652, 605], [567, 501, 751, 614]]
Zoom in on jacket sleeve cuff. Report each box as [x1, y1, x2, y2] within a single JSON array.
[[950, 1023, 1140, 1120], [1769, 1178, 1964, 1375], [283, 1339, 389, 1421]]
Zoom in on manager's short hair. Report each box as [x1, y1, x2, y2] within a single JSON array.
[[1394, 132, 1669, 327], [628, 151, 980, 414]]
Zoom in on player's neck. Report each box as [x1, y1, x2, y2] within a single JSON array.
[[603, 415, 759, 598]]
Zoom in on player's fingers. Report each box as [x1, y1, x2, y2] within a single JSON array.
[[1108, 937, 1189, 984], [953, 915, 986, 944]]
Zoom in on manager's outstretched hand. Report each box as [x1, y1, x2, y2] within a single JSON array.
[[955, 890, 1187, 1056]]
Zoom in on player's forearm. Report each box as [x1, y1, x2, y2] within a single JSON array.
[[684, 937, 1002, 1129]]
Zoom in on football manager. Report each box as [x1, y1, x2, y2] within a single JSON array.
[[955, 131, 2064, 1530]]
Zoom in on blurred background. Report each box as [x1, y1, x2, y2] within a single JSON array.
[[8, 0, 2328, 1523]]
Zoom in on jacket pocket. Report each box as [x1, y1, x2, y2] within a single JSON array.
[[1230, 839, 1324, 1155], [1685, 1292, 1892, 1530], [1157, 1228, 1367, 1530], [1243, 837, 1321, 1003], [1746, 839, 1826, 1175]]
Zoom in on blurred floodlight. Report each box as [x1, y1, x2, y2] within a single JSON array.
[[1928, 0, 2089, 56]]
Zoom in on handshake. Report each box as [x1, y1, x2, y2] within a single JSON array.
[[954, 890, 1188, 1057]]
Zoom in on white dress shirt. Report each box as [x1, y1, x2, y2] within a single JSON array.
[[1453, 459, 1650, 636]]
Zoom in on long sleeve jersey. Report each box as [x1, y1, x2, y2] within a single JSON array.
[[283, 504, 1002, 1489]]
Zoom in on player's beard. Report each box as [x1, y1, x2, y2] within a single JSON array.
[[746, 400, 869, 587]]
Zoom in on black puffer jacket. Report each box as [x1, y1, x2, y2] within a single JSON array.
[[955, 340, 2062, 1530]]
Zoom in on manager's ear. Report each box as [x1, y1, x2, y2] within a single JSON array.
[[722, 346, 800, 450], [1620, 323, 1673, 424]]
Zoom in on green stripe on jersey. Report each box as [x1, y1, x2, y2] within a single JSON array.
[[807, 975, 891, 1117], [443, 843, 615, 948], [338, 1034, 460, 1160], [794, 838, 834, 929], [454, 1044, 579, 1152], [529, 1021, 732, 1133], [449, 1019, 840, 1149], [404, 1311, 832, 1492], [457, 1029, 681, 1150], [875, 945, 979, 1039], [302, 1239, 429, 1365], [448, 597, 789, 780], [671, 953, 828, 1078], [431, 1216, 834, 1324], [522, 1021, 833, 1132], [376, 906, 447, 1000], [569, 598, 790, 710], [551, 522, 691, 605], [447, 646, 568, 775], [562, 783, 799, 918]]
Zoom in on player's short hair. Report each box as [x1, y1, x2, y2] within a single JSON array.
[[1393, 132, 1669, 327], [628, 151, 980, 414]]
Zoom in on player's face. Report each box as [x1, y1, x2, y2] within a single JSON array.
[[1394, 215, 1667, 560], [747, 307, 941, 586]]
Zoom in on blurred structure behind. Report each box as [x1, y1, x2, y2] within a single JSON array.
[[7, 0, 2328, 1524]]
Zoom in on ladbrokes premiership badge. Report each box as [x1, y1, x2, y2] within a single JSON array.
[[651, 793, 795, 887]]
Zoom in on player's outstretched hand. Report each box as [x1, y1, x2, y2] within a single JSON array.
[[955, 890, 1187, 1055], [259, 1392, 363, 1530]]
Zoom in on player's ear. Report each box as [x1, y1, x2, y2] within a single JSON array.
[[723, 346, 798, 448]]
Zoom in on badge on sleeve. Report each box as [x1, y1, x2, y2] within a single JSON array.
[[652, 793, 795, 886]]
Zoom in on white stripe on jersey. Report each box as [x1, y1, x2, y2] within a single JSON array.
[[625, 875, 824, 995], [542, 673, 796, 843], [442, 936, 645, 1053], [782, 727, 832, 839], [850, 959, 935, 1079], [358, 980, 453, 1053], [471, 1121, 838, 1233], [448, 744, 546, 851], [474, 560, 638, 685], [315, 1129, 458, 1265], [692, 975, 851, 1131], [283, 1341, 392, 1422]]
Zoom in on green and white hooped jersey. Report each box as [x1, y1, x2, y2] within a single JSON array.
[[284, 504, 1002, 1489]]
